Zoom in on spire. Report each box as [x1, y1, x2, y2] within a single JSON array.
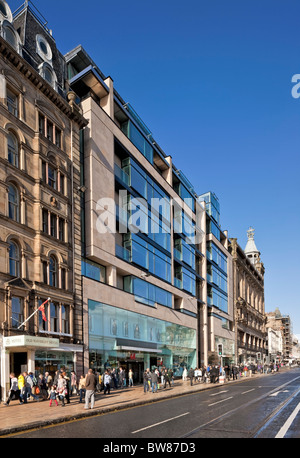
[[244, 227, 260, 265]]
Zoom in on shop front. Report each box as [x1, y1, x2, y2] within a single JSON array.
[[0, 335, 83, 402], [88, 300, 197, 383]]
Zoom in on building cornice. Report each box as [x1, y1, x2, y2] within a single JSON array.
[[0, 37, 88, 129]]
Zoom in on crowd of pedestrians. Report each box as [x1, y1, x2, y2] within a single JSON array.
[[3, 361, 287, 409]]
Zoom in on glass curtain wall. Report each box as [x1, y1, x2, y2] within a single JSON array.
[[88, 300, 196, 376]]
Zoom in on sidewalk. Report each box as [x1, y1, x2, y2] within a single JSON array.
[[0, 370, 286, 436]]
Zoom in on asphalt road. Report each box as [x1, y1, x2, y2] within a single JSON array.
[[10, 368, 300, 439]]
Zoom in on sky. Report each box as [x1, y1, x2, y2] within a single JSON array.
[[8, 0, 300, 335]]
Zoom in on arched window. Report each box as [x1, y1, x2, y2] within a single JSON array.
[[49, 255, 58, 287], [3, 24, 17, 49], [9, 240, 20, 277], [8, 183, 19, 222], [7, 132, 19, 167]]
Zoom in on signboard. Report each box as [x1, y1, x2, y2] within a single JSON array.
[[4, 335, 59, 349]]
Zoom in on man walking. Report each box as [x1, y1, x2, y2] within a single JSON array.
[[84, 369, 97, 409], [150, 369, 158, 393], [188, 367, 194, 386]]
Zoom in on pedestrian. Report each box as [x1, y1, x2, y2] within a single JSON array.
[[103, 370, 112, 395], [18, 372, 25, 403], [188, 367, 194, 386], [44, 371, 53, 398], [164, 369, 171, 389], [182, 367, 188, 381], [49, 386, 58, 407], [71, 371, 78, 395], [85, 368, 97, 409], [24, 371, 39, 402], [118, 367, 125, 389], [62, 371, 71, 403], [57, 374, 67, 407], [143, 368, 150, 394], [150, 369, 158, 393], [78, 374, 86, 403], [4, 373, 22, 406], [38, 374, 48, 400], [128, 369, 133, 387]]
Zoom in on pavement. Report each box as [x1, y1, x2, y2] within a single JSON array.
[[0, 369, 290, 437]]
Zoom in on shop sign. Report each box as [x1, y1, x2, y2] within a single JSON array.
[[4, 335, 59, 348]]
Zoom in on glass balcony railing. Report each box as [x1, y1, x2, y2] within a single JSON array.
[[115, 244, 131, 262], [115, 163, 130, 187]]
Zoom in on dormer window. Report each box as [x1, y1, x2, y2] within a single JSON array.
[[36, 34, 52, 62], [0, 1, 7, 16], [38, 62, 57, 90]]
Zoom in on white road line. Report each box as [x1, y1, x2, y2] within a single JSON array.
[[210, 390, 228, 396], [132, 412, 190, 434], [208, 396, 233, 407], [275, 401, 300, 438], [242, 389, 255, 395]]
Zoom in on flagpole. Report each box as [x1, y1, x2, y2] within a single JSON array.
[[17, 297, 50, 329]]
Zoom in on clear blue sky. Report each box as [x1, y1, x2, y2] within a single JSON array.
[[9, 0, 300, 335]]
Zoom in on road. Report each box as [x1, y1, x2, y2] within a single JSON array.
[[9, 368, 300, 439]]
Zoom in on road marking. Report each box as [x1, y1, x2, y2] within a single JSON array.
[[275, 401, 300, 438], [208, 396, 233, 407], [210, 390, 228, 396], [132, 412, 190, 434], [242, 389, 255, 394], [270, 392, 280, 397]]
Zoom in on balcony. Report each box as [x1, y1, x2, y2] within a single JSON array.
[[115, 244, 131, 262]]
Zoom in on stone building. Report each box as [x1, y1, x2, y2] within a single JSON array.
[[0, 0, 87, 400], [230, 228, 266, 364], [266, 308, 293, 362]]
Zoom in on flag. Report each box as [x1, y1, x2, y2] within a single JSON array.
[[38, 298, 49, 322]]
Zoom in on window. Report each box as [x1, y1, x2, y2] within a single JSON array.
[[42, 260, 48, 283], [49, 255, 58, 287], [48, 164, 57, 189], [7, 89, 18, 117], [47, 120, 53, 142], [59, 173, 65, 194], [44, 67, 53, 86], [42, 208, 48, 233], [3, 25, 17, 49], [9, 241, 20, 277], [11, 297, 23, 329], [50, 302, 58, 332], [7, 132, 19, 167], [8, 184, 19, 222], [38, 299, 48, 331], [61, 268, 66, 289], [39, 113, 45, 135], [55, 127, 61, 148], [50, 213, 57, 238], [0, 1, 7, 16], [58, 218, 64, 241], [61, 305, 70, 334]]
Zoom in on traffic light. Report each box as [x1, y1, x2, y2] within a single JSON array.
[[217, 344, 223, 356]]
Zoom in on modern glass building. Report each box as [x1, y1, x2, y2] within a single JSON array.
[[198, 192, 235, 366], [65, 45, 206, 381]]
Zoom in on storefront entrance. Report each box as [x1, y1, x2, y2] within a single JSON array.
[[120, 360, 144, 384], [11, 352, 27, 376]]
